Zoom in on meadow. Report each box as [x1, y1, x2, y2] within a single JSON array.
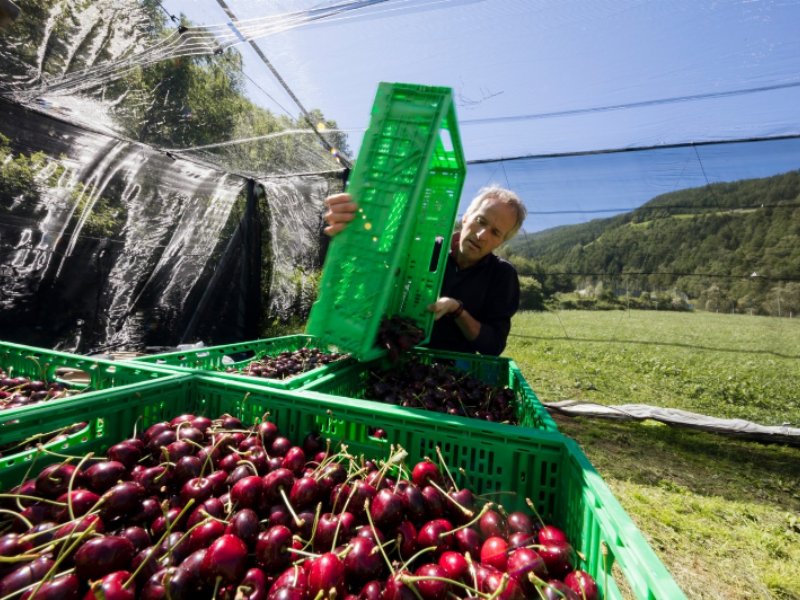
[[506, 310, 800, 599]]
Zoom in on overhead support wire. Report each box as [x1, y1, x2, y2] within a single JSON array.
[[466, 134, 800, 165], [152, 0, 180, 25], [522, 202, 800, 215], [214, 0, 353, 169], [460, 81, 800, 127]]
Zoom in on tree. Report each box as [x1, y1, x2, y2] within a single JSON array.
[[518, 276, 545, 311], [763, 283, 800, 317], [699, 284, 730, 313]]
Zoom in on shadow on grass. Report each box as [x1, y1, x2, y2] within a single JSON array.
[[555, 415, 800, 510]]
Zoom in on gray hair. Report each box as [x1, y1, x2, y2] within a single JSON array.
[[464, 185, 527, 240]]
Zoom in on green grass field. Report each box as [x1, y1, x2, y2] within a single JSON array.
[[506, 310, 800, 599]]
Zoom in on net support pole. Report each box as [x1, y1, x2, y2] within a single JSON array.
[[241, 178, 262, 338]]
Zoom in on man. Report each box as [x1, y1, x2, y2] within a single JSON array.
[[324, 185, 526, 355]]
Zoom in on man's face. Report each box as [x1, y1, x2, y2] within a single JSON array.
[[457, 196, 517, 267]]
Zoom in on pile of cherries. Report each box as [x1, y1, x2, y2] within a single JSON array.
[[367, 358, 518, 424], [231, 348, 349, 381], [0, 414, 598, 599], [376, 317, 425, 362], [0, 370, 73, 412]]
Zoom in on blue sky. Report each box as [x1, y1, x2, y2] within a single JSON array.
[[162, 0, 800, 232]]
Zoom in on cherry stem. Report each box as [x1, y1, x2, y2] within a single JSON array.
[[308, 445, 339, 480], [33, 446, 99, 462], [331, 505, 358, 552], [200, 433, 229, 477], [0, 493, 65, 507], [397, 545, 436, 573], [4, 423, 74, 454], [66, 451, 94, 522], [0, 508, 32, 529], [441, 502, 492, 539], [363, 499, 395, 576], [287, 546, 320, 559], [33, 514, 101, 597], [278, 487, 305, 528], [373, 444, 406, 487], [13, 458, 41, 512], [122, 498, 197, 589], [212, 575, 222, 599], [304, 502, 322, 552], [465, 552, 479, 591], [529, 571, 571, 599], [0, 553, 43, 563], [525, 497, 546, 527], [401, 574, 483, 598], [435, 446, 459, 491], [429, 480, 474, 518], [330, 467, 367, 514], [0, 567, 76, 600]]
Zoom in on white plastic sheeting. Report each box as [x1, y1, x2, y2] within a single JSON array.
[[546, 400, 800, 446], [3, 0, 799, 231], [160, 0, 800, 160]]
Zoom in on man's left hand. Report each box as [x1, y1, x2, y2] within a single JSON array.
[[427, 297, 461, 320]]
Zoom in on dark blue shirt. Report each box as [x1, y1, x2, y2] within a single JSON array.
[[425, 251, 520, 356]]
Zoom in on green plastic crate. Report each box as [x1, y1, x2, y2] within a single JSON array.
[[0, 341, 175, 396], [0, 376, 685, 600], [0, 375, 194, 475], [129, 335, 353, 389], [0, 340, 179, 469], [307, 82, 466, 361], [303, 346, 560, 432]]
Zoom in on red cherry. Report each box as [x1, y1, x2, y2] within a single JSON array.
[[480, 536, 509, 571], [201, 534, 248, 583], [564, 569, 599, 600]]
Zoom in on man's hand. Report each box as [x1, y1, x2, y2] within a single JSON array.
[[323, 193, 358, 236], [427, 297, 461, 320]]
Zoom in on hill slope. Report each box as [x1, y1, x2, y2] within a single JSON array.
[[507, 170, 800, 313]]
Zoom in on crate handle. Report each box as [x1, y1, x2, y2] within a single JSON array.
[[222, 349, 256, 365], [428, 235, 445, 272], [53, 366, 91, 389]]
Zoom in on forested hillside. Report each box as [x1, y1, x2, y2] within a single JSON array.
[[505, 170, 800, 315]]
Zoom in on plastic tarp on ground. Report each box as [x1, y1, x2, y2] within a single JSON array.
[[545, 400, 800, 446]]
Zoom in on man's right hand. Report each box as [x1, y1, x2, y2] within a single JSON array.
[[323, 193, 358, 236]]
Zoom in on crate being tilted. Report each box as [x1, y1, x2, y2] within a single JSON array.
[[307, 82, 466, 361]]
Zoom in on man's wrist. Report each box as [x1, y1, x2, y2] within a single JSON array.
[[449, 300, 464, 319]]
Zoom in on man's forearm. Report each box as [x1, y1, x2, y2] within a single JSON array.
[[453, 308, 481, 341]]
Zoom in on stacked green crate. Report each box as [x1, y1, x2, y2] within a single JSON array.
[[0, 376, 686, 599], [130, 334, 353, 389], [307, 82, 467, 361], [0, 340, 179, 469]]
